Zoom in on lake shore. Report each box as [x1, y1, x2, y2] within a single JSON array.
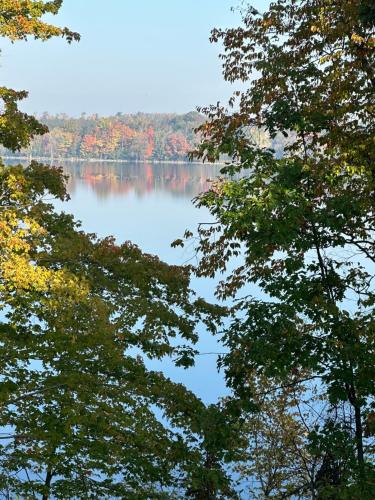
[[2, 156, 225, 166]]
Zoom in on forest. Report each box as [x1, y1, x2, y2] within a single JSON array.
[[2, 112, 203, 161], [0, 0, 374, 498], [0, 112, 285, 162]]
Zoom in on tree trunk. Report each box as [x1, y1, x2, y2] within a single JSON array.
[[346, 382, 364, 467], [354, 402, 364, 466], [42, 468, 53, 500]]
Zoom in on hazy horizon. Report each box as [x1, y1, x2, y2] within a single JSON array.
[[32, 110, 204, 118]]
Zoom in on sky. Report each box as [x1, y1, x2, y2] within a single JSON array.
[[1, 0, 268, 116]]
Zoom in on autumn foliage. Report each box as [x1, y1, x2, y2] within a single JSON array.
[[1, 112, 205, 161]]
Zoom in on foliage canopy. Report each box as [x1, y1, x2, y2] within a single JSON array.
[[184, 0, 375, 496], [0, 2, 231, 497]]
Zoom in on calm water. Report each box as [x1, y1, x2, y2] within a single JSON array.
[[40, 161, 228, 403], [60, 161, 221, 264]]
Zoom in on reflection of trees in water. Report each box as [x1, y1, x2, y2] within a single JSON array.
[[65, 162, 223, 199]]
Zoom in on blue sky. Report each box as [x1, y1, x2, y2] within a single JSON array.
[[1, 0, 268, 115]]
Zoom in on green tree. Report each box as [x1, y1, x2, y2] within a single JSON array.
[[0, 0, 79, 152], [0, 2, 226, 497], [0, 162, 221, 498], [234, 375, 322, 499], [182, 1, 375, 496], [181, 402, 244, 500]]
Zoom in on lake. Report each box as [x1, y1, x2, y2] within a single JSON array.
[[26, 160, 228, 403]]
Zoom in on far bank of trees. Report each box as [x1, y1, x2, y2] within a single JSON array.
[[0, 112, 287, 162], [1, 112, 203, 161]]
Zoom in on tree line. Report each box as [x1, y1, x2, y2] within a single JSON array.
[[0, 112, 287, 163], [0, 111, 202, 161], [0, 0, 374, 498]]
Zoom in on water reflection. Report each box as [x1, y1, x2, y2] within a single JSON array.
[[62, 161, 223, 199], [4, 159, 229, 402]]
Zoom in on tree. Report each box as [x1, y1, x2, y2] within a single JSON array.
[[181, 402, 244, 500], [0, 0, 79, 152], [0, 5, 80, 304], [182, 1, 375, 496], [165, 132, 190, 160], [0, 2, 227, 497], [0, 112, 209, 162], [0, 161, 222, 498], [234, 375, 322, 499]]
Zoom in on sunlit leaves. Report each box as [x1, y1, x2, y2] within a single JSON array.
[[0, 160, 226, 496], [0, 0, 80, 42]]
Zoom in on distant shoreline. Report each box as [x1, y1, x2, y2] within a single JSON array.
[[2, 156, 224, 166]]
